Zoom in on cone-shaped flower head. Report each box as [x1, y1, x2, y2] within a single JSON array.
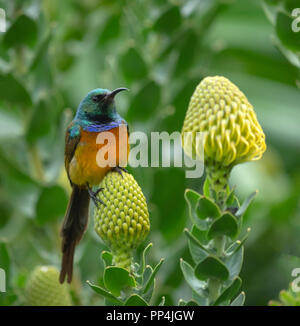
[[182, 76, 266, 200], [25, 266, 72, 306], [182, 76, 266, 167], [94, 171, 150, 270]]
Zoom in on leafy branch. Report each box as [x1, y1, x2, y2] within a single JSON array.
[[180, 181, 256, 306], [87, 244, 164, 306]]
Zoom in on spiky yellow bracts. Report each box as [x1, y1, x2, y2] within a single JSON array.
[[25, 266, 72, 306], [182, 76, 266, 165], [182, 76, 266, 202], [94, 171, 150, 270]]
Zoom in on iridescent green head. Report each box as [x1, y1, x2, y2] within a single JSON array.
[[76, 87, 128, 122]]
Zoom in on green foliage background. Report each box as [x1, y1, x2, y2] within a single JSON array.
[[0, 0, 299, 306]]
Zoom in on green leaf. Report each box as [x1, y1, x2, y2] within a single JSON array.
[[214, 277, 242, 306], [185, 300, 199, 306], [207, 212, 239, 240], [224, 246, 244, 280], [225, 229, 251, 256], [236, 191, 257, 217], [98, 14, 121, 44], [184, 229, 209, 264], [284, 0, 300, 12], [142, 278, 155, 303], [101, 251, 113, 267], [0, 73, 32, 107], [104, 267, 136, 297], [139, 265, 155, 302], [184, 189, 201, 219], [188, 239, 208, 265], [0, 150, 38, 218], [0, 150, 37, 186], [180, 259, 206, 295], [174, 29, 198, 76], [262, 0, 281, 25], [191, 225, 209, 245], [192, 290, 208, 306], [196, 196, 221, 220], [230, 292, 245, 306], [273, 35, 300, 68], [125, 294, 148, 306], [154, 6, 182, 34], [30, 33, 53, 90], [203, 178, 210, 198], [104, 298, 121, 306], [36, 185, 68, 225], [0, 107, 23, 140], [86, 281, 123, 305], [26, 99, 53, 144], [143, 258, 164, 294], [184, 228, 208, 251], [178, 299, 187, 306], [158, 296, 165, 306], [142, 265, 153, 286], [195, 256, 229, 281], [164, 78, 199, 132], [140, 243, 152, 275], [120, 47, 148, 81], [128, 80, 160, 121], [3, 15, 37, 48], [276, 12, 300, 52], [184, 190, 208, 228], [226, 186, 236, 206], [140, 265, 154, 302]]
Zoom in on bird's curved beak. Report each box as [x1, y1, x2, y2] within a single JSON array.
[[104, 87, 129, 104]]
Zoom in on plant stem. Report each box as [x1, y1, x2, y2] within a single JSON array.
[[205, 166, 230, 304], [208, 235, 226, 305], [214, 235, 225, 256], [206, 163, 232, 208], [208, 278, 221, 303]]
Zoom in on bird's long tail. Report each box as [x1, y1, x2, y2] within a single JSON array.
[[59, 185, 90, 283]]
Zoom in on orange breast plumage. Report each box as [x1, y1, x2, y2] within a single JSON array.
[[69, 126, 129, 186]]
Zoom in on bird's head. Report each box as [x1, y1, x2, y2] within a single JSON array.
[[76, 87, 128, 122]]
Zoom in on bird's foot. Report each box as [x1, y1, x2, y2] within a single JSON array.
[[112, 166, 128, 178], [87, 184, 105, 208]]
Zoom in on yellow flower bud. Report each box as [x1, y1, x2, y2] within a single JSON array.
[[182, 76, 266, 201], [94, 171, 150, 270], [182, 76, 266, 167], [25, 266, 72, 306]]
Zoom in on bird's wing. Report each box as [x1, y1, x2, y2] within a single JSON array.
[[65, 122, 81, 185]]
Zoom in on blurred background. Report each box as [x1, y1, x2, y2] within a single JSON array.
[[0, 0, 299, 306]]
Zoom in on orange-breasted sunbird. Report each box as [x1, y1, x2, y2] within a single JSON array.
[[60, 87, 129, 283]]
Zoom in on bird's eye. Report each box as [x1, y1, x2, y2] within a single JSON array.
[[92, 94, 105, 103]]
